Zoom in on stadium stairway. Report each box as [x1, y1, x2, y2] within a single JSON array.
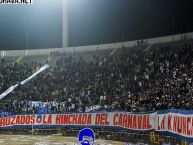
[[15, 55, 24, 64], [143, 44, 152, 53], [98, 44, 152, 66], [99, 47, 120, 66], [46, 55, 52, 63]]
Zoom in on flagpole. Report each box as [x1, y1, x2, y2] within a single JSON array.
[[26, 32, 29, 56]]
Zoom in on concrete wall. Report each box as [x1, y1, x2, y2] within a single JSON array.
[[1, 32, 193, 57]]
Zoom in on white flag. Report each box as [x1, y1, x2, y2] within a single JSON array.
[[0, 64, 50, 100], [20, 64, 50, 85], [0, 84, 18, 99]]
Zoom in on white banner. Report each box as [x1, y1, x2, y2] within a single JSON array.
[[0, 112, 155, 130], [1, 111, 193, 140], [155, 111, 193, 138]]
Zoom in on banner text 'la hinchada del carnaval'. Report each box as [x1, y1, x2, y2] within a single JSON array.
[[1, 110, 193, 141]]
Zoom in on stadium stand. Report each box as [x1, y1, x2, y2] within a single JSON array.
[[0, 38, 193, 116], [0, 34, 193, 145]]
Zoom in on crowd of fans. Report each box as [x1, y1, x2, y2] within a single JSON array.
[[0, 41, 193, 115]]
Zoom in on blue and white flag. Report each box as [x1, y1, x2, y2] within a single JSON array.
[[0, 64, 50, 100], [0, 84, 18, 99], [20, 64, 49, 85]]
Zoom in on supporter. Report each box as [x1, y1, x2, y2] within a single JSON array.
[[0, 42, 193, 114]]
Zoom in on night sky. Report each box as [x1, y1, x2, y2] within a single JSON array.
[[0, 0, 193, 50]]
